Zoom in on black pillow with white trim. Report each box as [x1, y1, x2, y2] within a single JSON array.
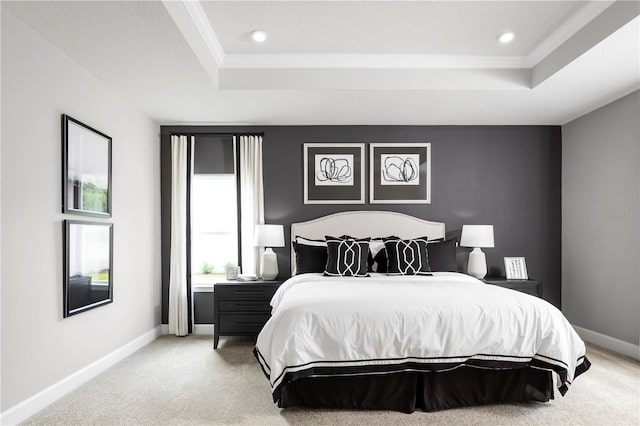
[[324, 236, 370, 277], [384, 236, 432, 276], [293, 236, 328, 274]]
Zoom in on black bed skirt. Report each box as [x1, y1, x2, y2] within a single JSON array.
[[278, 366, 554, 413]]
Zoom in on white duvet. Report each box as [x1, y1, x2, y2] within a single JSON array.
[[255, 272, 589, 398]]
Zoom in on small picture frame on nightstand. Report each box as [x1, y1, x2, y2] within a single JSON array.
[[505, 257, 528, 280], [225, 266, 240, 280]]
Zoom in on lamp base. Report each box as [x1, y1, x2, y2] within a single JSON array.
[[260, 248, 278, 281], [467, 247, 487, 279]]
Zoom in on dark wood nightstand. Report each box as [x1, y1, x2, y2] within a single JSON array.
[[213, 280, 282, 349], [481, 277, 542, 298]]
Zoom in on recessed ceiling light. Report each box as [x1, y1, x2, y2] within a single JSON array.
[[497, 32, 515, 44], [252, 30, 268, 43]]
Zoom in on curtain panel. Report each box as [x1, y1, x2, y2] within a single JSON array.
[[169, 135, 191, 336], [238, 135, 265, 277]]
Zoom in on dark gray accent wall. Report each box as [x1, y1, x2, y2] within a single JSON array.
[[194, 292, 214, 324], [161, 125, 561, 323]]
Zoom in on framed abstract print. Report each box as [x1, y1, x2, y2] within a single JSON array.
[[303, 143, 365, 204], [370, 143, 431, 204]]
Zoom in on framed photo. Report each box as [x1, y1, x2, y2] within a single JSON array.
[[504, 257, 528, 280], [63, 220, 113, 317], [62, 114, 112, 217], [370, 143, 431, 204], [304, 143, 365, 204], [226, 266, 240, 280]]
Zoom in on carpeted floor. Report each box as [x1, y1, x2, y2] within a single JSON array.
[[22, 335, 639, 425]]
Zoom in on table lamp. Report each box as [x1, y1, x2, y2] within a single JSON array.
[[254, 224, 285, 280], [460, 225, 494, 279]]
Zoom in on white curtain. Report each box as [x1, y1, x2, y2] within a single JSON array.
[[169, 135, 191, 336], [238, 135, 265, 277]]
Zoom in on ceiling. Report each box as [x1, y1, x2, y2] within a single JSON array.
[[3, 1, 639, 125]]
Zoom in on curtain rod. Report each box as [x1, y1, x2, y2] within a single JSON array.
[[168, 132, 265, 137]]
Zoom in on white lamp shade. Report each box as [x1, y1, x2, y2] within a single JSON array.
[[460, 225, 495, 248], [254, 224, 284, 247]]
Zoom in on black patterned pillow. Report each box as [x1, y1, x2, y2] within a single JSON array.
[[324, 236, 370, 277], [384, 237, 432, 276]]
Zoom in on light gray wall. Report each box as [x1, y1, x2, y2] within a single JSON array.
[[1, 9, 161, 411], [562, 90, 640, 345]]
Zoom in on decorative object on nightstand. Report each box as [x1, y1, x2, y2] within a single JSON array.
[[504, 257, 528, 279], [460, 225, 494, 279], [213, 280, 283, 349], [254, 224, 284, 280], [225, 265, 240, 280], [482, 277, 542, 298]]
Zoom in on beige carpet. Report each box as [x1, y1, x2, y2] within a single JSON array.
[[22, 335, 639, 425]]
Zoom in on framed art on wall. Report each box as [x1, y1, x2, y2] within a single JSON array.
[[303, 143, 365, 204], [370, 143, 431, 204], [504, 257, 528, 280], [62, 114, 112, 217], [63, 220, 113, 317]]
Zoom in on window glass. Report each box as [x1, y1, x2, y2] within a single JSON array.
[[191, 174, 238, 283]]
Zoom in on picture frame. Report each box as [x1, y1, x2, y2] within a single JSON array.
[[62, 114, 112, 217], [63, 220, 113, 317], [226, 265, 240, 280], [370, 143, 431, 204], [504, 257, 528, 280], [303, 143, 365, 204]]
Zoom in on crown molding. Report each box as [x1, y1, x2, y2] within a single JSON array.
[[221, 54, 527, 69], [525, 0, 615, 67], [167, 0, 617, 82], [181, 0, 225, 66]]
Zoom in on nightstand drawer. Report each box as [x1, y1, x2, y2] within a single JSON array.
[[500, 283, 538, 296], [219, 299, 271, 313], [215, 285, 278, 300], [482, 277, 541, 298], [217, 314, 271, 334]]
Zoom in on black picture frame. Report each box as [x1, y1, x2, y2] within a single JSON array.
[[63, 220, 113, 317], [370, 143, 431, 204], [62, 114, 112, 217], [303, 143, 365, 204]]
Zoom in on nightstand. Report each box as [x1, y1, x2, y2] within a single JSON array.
[[213, 280, 282, 349], [481, 277, 542, 298]]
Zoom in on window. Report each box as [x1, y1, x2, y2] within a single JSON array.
[[190, 135, 238, 285]]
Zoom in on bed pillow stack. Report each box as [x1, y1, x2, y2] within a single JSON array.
[[293, 235, 458, 276]]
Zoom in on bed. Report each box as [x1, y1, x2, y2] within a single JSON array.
[[254, 211, 590, 413]]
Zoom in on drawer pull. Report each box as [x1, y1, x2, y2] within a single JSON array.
[[236, 303, 263, 307], [236, 321, 264, 325], [235, 291, 263, 294]]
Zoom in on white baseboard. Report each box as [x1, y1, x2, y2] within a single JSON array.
[[193, 324, 214, 335], [0, 326, 162, 426], [573, 325, 640, 360], [160, 323, 213, 336]]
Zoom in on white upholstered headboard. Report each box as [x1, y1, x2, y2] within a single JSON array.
[[290, 211, 445, 274]]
